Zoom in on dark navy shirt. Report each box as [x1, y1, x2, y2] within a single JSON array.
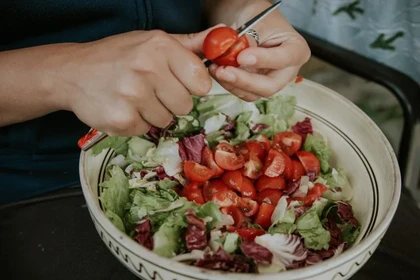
[[0, 0, 204, 204]]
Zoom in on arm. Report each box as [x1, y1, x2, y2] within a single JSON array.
[[0, 44, 73, 127]]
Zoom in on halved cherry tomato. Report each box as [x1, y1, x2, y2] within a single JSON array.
[[256, 189, 283, 205], [239, 198, 259, 217], [273, 132, 303, 156], [263, 149, 288, 177], [290, 158, 305, 180], [202, 180, 229, 202], [234, 143, 249, 161], [239, 177, 257, 200], [213, 35, 249, 67], [294, 183, 328, 206], [214, 142, 236, 153], [236, 228, 265, 241], [221, 206, 244, 228], [296, 151, 321, 176], [221, 170, 243, 192], [253, 134, 271, 152], [212, 190, 242, 207], [245, 141, 265, 161], [242, 154, 263, 180], [254, 203, 275, 230], [282, 153, 293, 179], [183, 182, 205, 204], [214, 150, 244, 171], [256, 175, 286, 191], [201, 146, 224, 178], [203, 27, 238, 60], [183, 160, 215, 183]]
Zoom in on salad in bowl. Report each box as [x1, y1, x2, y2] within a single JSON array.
[[90, 86, 361, 274]]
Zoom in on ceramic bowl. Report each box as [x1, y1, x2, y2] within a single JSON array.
[[79, 78, 401, 280]]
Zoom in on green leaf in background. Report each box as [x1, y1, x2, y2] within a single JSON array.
[[92, 136, 130, 156]]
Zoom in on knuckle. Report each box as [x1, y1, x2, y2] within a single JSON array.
[[176, 98, 194, 116], [157, 114, 175, 128], [149, 30, 175, 49], [109, 114, 137, 132]]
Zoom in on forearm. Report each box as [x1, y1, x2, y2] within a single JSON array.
[[0, 44, 73, 127], [204, 0, 296, 38]]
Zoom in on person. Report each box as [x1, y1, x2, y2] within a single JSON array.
[[0, 0, 310, 205]]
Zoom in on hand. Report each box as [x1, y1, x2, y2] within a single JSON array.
[[54, 28, 215, 136], [208, 2, 311, 102]]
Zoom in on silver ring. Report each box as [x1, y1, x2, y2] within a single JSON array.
[[246, 28, 260, 45]]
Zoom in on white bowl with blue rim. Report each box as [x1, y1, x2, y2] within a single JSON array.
[[79, 78, 401, 280]]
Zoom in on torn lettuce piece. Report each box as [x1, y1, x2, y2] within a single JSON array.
[[203, 113, 227, 135], [99, 165, 130, 218], [196, 202, 233, 230], [296, 203, 331, 250], [169, 115, 202, 137], [152, 137, 183, 176], [205, 130, 226, 149], [223, 232, 240, 253], [303, 133, 331, 173], [320, 168, 353, 201], [269, 196, 297, 235], [92, 136, 130, 156], [251, 114, 288, 138], [265, 95, 296, 120], [105, 210, 126, 232], [153, 213, 188, 258]]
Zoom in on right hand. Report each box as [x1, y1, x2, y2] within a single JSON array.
[[53, 29, 214, 136]]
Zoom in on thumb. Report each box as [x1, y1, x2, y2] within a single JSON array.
[[171, 24, 226, 54]]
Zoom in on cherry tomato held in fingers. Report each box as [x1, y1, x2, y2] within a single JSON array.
[[201, 146, 224, 178], [203, 26, 249, 67], [183, 160, 215, 183], [236, 228, 265, 241]]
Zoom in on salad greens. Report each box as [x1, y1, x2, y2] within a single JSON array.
[[92, 87, 360, 274]]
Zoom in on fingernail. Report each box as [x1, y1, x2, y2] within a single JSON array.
[[222, 70, 236, 82], [242, 55, 257, 65]]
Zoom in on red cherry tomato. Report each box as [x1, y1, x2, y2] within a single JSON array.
[[221, 206, 244, 228], [212, 190, 242, 207], [293, 183, 328, 206], [290, 158, 306, 180], [254, 203, 275, 230], [183, 182, 205, 204], [203, 27, 239, 60], [213, 35, 249, 67], [239, 177, 257, 200], [296, 151, 321, 176], [282, 153, 293, 180], [239, 198, 259, 217], [202, 180, 229, 202], [256, 189, 283, 206], [214, 142, 236, 153], [236, 228, 266, 241], [263, 149, 289, 177], [242, 154, 263, 180], [234, 143, 250, 161], [256, 175, 286, 191], [254, 134, 271, 152], [245, 141, 265, 162], [273, 132, 303, 156], [221, 170, 243, 192], [214, 150, 244, 171], [201, 146, 224, 178], [183, 160, 215, 183]]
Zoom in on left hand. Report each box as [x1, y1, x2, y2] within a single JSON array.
[[208, 3, 311, 102]]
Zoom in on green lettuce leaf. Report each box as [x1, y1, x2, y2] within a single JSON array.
[[265, 95, 296, 120], [303, 134, 331, 173], [99, 165, 130, 219], [342, 224, 361, 244], [105, 210, 125, 232], [195, 202, 225, 230], [296, 204, 331, 250], [92, 136, 130, 156], [168, 115, 202, 137], [153, 213, 188, 258]]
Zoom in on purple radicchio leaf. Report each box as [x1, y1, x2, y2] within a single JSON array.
[[133, 219, 153, 250]]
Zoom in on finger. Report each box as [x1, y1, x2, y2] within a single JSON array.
[[106, 104, 150, 137], [237, 39, 310, 69], [155, 72, 194, 116], [212, 65, 299, 98], [137, 92, 174, 129], [208, 64, 260, 102], [167, 41, 212, 97], [171, 24, 226, 54]]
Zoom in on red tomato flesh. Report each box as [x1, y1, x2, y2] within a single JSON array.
[[221, 170, 243, 192], [236, 228, 265, 241], [183, 182, 205, 204], [254, 203, 275, 230], [213, 35, 249, 67], [256, 175, 286, 191], [183, 161, 215, 183], [242, 154, 263, 180], [256, 189, 283, 205], [263, 149, 288, 177], [296, 151, 321, 176], [201, 146, 224, 178], [203, 27, 238, 60], [221, 206, 244, 228], [202, 180, 229, 202], [273, 132, 303, 156]]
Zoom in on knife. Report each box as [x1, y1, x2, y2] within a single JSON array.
[[78, 0, 282, 151]]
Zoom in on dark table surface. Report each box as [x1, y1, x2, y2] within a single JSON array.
[[1, 186, 420, 280]]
